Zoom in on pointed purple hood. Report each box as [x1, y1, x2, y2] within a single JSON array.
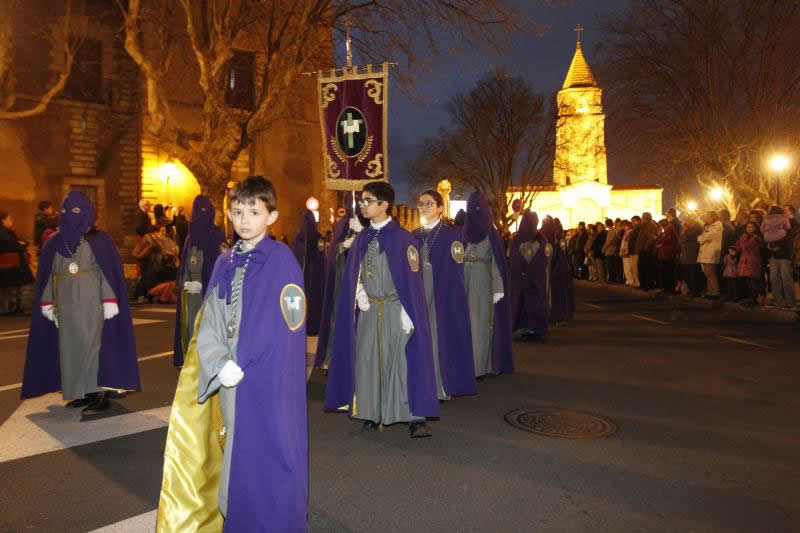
[[464, 191, 493, 244], [58, 191, 96, 253]]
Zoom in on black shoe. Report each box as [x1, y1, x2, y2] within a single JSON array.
[[362, 420, 379, 431], [409, 421, 432, 438], [65, 397, 90, 408], [81, 397, 110, 414]]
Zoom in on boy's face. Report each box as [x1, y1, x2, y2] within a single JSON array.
[[417, 194, 442, 224], [228, 199, 278, 244], [360, 192, 387, 221]]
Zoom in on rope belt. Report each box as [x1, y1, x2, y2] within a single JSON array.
[[53, 269, 99, 279], [368, 294, 399, 304], [464, 257, 491, 264]]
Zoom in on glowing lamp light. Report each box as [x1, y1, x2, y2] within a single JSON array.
[[159, 162, 179, 184], [769, 154, 790, 172], [709, 188, 723, 201], [687, 200, 698, 212], [305, 196, 319, 211]]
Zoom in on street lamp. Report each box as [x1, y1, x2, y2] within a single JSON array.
[[687, 200, 698, 212], [709, 188, 723, 202], [768, 153, 790, 204]]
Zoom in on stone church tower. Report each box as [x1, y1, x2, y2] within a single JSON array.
[[553, 30, 608, 187]]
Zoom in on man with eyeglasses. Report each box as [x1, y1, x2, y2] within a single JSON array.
[[324, 181, 439, 438]]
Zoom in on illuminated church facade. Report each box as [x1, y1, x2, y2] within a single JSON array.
[[507, 31, 662, 229]]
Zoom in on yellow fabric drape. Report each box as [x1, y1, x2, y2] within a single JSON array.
[[156, 308, 224, 533]]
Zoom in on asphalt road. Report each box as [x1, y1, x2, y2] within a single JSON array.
[[0, 283, 798, 532]]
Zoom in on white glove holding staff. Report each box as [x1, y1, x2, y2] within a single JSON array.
[[184, 281, 203, 294], [400, 306, 413, 335], [218, 360, 244, 388], [349, 216, 363, 233], [356, 283, 370, 312], [41, 304, 56, 322]]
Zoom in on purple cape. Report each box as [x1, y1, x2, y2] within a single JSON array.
[[510, 211, 549, 335], [173, 195, 226, 366], [412, 222, 476, 396], [324, 219, 440, 418], [315, 215, 353, 367], [293, 209, 324, 336], [207, 237, 308, 531], [463, 192, 514, 374], [21, 230, 140, 398]]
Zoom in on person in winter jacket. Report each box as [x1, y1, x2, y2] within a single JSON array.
[[656, 218, 678, 293], [763, 205, 797, 309], [678, 214, 704, 296], [736, 222, 764, 306], [722, 246, 739, 301], [0, 211, 34, 314], [760, 206, 790, 247], [697, 211, 723, 298]]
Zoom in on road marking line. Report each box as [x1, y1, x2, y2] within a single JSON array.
[[136, 307, 176, 314], [0, 351, 175, 392], [718, 335, 773, 350], [0, 319, 165, 342], [583, 303, 604, 309], [0, 333, 29, 341], [631, 314, 670, 325], [0, 328, 31, 336]]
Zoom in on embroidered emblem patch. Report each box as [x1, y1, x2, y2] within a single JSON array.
[[71, 207, 81, 214], [451, 241, 465, 264], [407, 245, 419, 272], [519, 242, 536, 263], [280, 284, 306, 331], [545, 243, 553, 257]]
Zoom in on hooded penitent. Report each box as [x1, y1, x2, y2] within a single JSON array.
[[510, 210, 549, 336], [173, 195, 226, 366], [21, 191, 140, 398], [548, 218, 574, 322], [463, 191, 513, 374], [293, 208, 324, 336]]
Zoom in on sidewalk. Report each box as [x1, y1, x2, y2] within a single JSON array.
[[574, 280, 800, 324]]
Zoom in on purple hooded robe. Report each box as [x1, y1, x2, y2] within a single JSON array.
[[315, 193, 355, 367], [324, 219, 440, 418], [173, 195, 226, 366], [206, 237, 308, 532], [293, 209, 324, 336], [463, 191, 514, 374], [545, 219, 574, 322], [510, 210, 549, 336], [412, 221, 477, 396], [21, 191, 140, 398]]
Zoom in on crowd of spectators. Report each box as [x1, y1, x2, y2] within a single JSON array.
[[565, 205, 800, 310]]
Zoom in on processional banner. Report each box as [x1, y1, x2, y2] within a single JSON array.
[[318, 64, 389, 191]]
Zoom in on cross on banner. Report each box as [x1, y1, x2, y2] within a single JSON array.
[[340, 112, 363, 149]]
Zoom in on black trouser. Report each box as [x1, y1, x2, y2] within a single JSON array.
[[135, 259, 150, 299], [605, 256, 617, 284], [724, 277, 738, 301], [638, 251, 656, 289], [742, 277, 761, 303], [682, 263, 704, 296], [658, 259, 676, 292]]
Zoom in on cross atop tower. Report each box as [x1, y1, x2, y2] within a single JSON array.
[[574, 24, 584, 43]]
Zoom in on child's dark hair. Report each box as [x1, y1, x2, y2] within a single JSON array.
[[230, 175, 277, 211], [419, 189, 444, 207], [363, 181, 394, 214], [38, 201, 52, 211]]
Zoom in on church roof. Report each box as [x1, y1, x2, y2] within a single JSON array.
[[562, 41, 598, 89]]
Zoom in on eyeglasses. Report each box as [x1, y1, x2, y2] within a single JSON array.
[[358, 197, 379, 207], [416, 201, 436, 208]]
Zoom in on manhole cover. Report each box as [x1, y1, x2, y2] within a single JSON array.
[[504, 408, 617, 439]]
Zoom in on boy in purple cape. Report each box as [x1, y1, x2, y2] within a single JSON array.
[[21, 191, 140, 413], [293, 208, 325, 336], [463, 191, 513, 377], [324, 181, 439, 438], [315, 192, 363, 369], [412, 189, 476, 399], [173, 194, 227, 367], [510, 210, 550, 341], [157, 176, 308, 532]]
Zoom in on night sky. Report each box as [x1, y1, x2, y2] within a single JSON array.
[[380, 0, 630, 203]]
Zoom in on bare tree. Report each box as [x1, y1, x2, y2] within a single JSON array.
[[595, 0, 800, 208], [409, 69, 556, 232], [121, 0, 527, 214], [0, 0, 78, 119]]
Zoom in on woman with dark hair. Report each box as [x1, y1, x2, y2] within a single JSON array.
[[0, 211, 34, 314], [412, 189, 476, 399]]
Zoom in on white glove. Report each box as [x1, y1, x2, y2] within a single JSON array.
[[41, 304, 56, 322], [103, 302, 120, 320], [342, 236, 355, 249], [493, 292, 504, 304], [183, 281, 203, 294], [400, 306, 413, 335], [218, 360, 244, 388], [356, 283, 370, 312], [348, 216, 363, 233]]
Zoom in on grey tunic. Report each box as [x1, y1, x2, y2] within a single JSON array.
[[464, 237, 503, 377], [422, 240, 448, 400], [181, 246, 204, 354], [42, 240, 115, 400], [196, 264, 244, 518], [354, 240, 423, 425]]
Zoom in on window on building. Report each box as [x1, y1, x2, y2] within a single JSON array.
[[63, 38, 104, 104], [225, 50, 255, 110]]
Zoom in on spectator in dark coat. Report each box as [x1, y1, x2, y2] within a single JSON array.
[[656, 218, 678, 293], [678, 214, 704, 297], [737, 222, 764, 306], [173, 206, 189, 250], [135, 199, 153, 237], [592, 222, 608, 282], [0, 211, 34, 314], [33, 201, 58, 249], [572, 222, 588, 279], [635, 212, 659, 289]]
